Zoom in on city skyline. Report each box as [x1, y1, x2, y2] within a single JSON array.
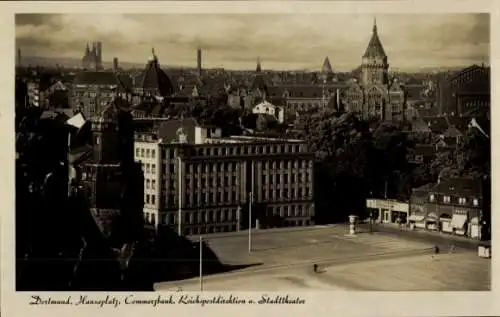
[[16, 13, 489, 71]]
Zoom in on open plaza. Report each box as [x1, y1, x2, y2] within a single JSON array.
[[155, 225, 491, 291]]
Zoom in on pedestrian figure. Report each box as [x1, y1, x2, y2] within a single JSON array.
[[434, 245, 440, 254], [313, 264, 318, 273], [449, 244, 455, 253]]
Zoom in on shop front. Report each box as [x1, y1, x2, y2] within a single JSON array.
[[409, 204, 426, 229], [366, 199, 409, 225], [425, 212, 439, 231], [470, 216, 481, 240], [439, 214, 453, 233], [451, 209, 469, 236]]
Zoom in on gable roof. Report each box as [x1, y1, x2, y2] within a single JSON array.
[[431, 178, 482, 197]]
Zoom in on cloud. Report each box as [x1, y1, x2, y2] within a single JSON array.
[[15, 13, 490, 71]]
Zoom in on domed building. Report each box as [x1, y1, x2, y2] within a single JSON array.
[[342, 19, 406, 121], [133, 49, 175, 99]]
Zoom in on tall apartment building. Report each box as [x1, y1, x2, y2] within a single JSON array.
[[134, 118, 315, 235]]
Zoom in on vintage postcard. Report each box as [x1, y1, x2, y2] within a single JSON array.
[[1, 0, 498, 316]]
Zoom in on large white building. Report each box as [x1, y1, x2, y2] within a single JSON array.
[[134, 118, 315, 235]]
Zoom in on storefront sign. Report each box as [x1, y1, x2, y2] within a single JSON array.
[[366, 199, 408, 212]]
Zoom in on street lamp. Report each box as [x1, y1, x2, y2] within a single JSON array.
[[177, 156, 182, 236]]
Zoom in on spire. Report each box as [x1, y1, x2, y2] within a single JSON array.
[[256, 57, 262, 72], [149, 47, 158, 63], [321, 56, 333, 74], [363, 17, 386, 58]]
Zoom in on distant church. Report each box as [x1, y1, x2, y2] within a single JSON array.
[[82, 41, 103, 71], [342, 19, 406, 121]]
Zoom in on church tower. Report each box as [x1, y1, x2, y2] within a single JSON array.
[[82, 99, 141, 241], [361, 18, 389, 86]]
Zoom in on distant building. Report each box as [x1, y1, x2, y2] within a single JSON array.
[[131, 49, 175, 99], [82, 41, 103, 71], [70, 71, 132, 118], [252, 100, 285, 124], [16, 48, 22, 67], [134, 118, 315, 235], [408, 178, 490, 240], [437, 64, 490, 117], [113, 57, 119, 72], [197, 48, 203, 77], [341, 19, 406, 121]]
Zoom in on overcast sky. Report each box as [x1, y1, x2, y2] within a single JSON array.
[[15, 13, 489, 71]]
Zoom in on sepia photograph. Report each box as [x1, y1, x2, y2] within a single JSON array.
[[13, 9, 491, 295]]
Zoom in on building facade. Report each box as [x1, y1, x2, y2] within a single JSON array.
[[341, 19, 406, 121], [408, 178, 489, 240], [134, 119, 315, 235], [437, 64, 490, 117], [70, 71, 132, 118]]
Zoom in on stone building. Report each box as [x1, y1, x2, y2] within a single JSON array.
[[341, 19, 406, 121], [408, 178, 490, 240], [134, 118, 315, 235], [70, 71, 132, 119]]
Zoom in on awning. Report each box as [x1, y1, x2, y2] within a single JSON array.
[[425, 212, 439, 222], [408, 215, 425, 222], [439, 217, 451, 222], [470, 217, 480, 225], [451, 214, 468, 229]]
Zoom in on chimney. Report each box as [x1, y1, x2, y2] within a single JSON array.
[[336, 88, 340, 110], [197, 47, 202, 77], [113, 57, 119, 71]]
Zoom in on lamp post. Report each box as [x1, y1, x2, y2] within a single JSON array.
[[199, 235, 203, 291], [177, 156, 182, 236], [248, 162, 254, 253]]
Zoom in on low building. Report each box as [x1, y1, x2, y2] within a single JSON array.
[[365, 199, 409, 224], [252, 100, 285, 124], [134, 118, 315, 235], [408, 178, 489, 239]]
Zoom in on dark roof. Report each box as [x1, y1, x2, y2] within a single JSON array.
[[69, 144, 93, 164], [157, 118, 199, 144], [74, 71, 120, 86], [422, 116, 448, 134], [431, 178, 482, 197], [140, 56, 174, 97], [412, 183, 435, 196], [363, 23, 387, 58], [267, 84, 345, 99], [410, 119, 431, 133], [404, 85, 425, 101], [442, 126, 463, 138], [321, 57, 333, 73], [447, 116, 471, 133], [448, 64, 490, 83]]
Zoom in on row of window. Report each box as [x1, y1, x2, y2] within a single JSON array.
[[429, 194, 479, 206], [159, 186, 312, 208], [161, 143, 305, 159], [261, 187, 312, 200], [141, 162, 156, 174], [136, 148, 157, 159], [145, 179, 156, 190]]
